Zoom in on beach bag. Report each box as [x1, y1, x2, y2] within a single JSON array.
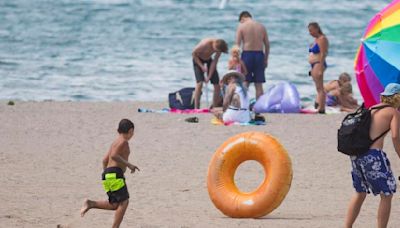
[[168, 87, 195, 110], [337, 104, 390, 156]]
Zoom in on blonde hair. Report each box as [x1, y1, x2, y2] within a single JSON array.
[[381, 93, 400, 107], [339, 72, 351, 83], [230, 45, 240, 55], [340, 82, 353, 95]]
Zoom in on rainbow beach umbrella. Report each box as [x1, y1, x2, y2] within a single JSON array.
[[355, 0, 400, 107]]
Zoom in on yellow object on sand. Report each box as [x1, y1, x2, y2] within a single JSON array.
[[207, 132, 293, 218]]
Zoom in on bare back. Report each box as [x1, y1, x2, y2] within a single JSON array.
[[106, 138, 130, 172], [236, 20, 267, 51], [192, 38, 215, 60], [370, 105, 398, 149]]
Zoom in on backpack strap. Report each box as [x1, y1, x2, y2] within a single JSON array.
[[369, 104, 391, 111], [372, 128, 390, 142], [370, 104, 392, 142]]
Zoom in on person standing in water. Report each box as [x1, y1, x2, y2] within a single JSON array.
[[308, 22, 329, 114]]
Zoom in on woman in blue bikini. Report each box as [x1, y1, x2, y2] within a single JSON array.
[[308, 22, 329, 114]]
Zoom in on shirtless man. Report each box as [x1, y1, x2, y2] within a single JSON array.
[[235, 11, 269, 100], [192, 38, 228, 109], [345, 83, 400, 228], [80, 119, 139, 228]]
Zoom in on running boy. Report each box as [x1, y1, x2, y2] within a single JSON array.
[[80, 119, 139, 228], [345, 83, 400, 228]]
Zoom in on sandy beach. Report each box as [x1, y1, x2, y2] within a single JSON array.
[[1, 101, 399, 228]]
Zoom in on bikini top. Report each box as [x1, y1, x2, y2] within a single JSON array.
[[309, 42, 320, 54]]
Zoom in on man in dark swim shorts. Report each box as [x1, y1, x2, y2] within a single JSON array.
[[192, 38, 228, 109], [344, 83, 400, 228], [235, 11, 269, 100]]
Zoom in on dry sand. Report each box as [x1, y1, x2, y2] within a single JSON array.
[[0, 101, 399, 228]]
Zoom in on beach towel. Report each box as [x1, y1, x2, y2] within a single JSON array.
[[300, 105, 342, 114], [211, 117, 266, 126], [138, 108, 210, 114]]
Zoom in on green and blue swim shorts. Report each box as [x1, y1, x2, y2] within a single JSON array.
[[102, 167, 129, 203]]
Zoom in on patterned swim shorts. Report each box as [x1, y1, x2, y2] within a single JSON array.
[[350, 149, 396, 195]]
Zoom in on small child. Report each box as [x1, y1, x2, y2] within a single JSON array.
[[228, 45, 248, 76], [80, 119, 139, 228]]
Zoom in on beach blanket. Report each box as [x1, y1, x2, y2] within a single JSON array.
[[211, 117, 266, 126], [138, 108, 210, 114], [300, 105, 342, 114]]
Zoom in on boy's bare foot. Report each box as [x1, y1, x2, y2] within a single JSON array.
[[80, 199, 91, 217]]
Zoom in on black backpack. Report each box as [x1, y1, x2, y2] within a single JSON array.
[[168, 87, 195, 110], [337, 104, 390, 156]]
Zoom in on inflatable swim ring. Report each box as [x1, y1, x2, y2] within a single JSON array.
[[207, 132, 292, 218]]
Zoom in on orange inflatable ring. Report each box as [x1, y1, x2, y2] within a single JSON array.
[[207, 131, 292, 218]]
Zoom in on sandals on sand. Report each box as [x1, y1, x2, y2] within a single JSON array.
[[185, 117, 199, 123]]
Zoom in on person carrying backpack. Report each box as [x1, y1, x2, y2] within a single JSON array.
[[344, 83, 400, 228]]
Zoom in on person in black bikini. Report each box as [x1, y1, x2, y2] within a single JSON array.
[[308, 22, 329, 114]]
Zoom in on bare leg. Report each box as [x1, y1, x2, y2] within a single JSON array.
[[212, 84, 222, 108], [112, 199, 129, 228], [212, 107, 223, 120], [254, 83, 264, 100], [194, 82, 203, 109], [377, 194, 392, 228], [80, 199, 118, 217], [311, 63, 326, 113], [344, 192, 366, 228]]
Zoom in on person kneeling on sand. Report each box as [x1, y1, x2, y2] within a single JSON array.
[[337, 82, 358, 112], [323, 72, 352, 108], [80, 119, 140, 228], [345, 83, 400, 228], [213, 71, 251, 123]]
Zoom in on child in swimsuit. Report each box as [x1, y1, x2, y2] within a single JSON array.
[[228, 45, 248, 76], [80, 119, 140, 228]]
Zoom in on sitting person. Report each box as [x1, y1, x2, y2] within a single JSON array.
[[228, 45, 248, 75], [337, 82, 358, 112], [213, 71, 251, 123], [322, 72, 352, 107]]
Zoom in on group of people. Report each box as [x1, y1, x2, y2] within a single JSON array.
[[192, 11, 359, 121], [79, 83, 400, 228], [192, 11, 269, 122], [77, 10, 399, 228]]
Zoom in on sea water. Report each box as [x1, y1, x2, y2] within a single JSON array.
[[0, 0, 391, 102]]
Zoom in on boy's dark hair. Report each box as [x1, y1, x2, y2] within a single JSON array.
[[118, 119, 135, 134], [215, 39, 228, 53], [238, 11, 252, 21]]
